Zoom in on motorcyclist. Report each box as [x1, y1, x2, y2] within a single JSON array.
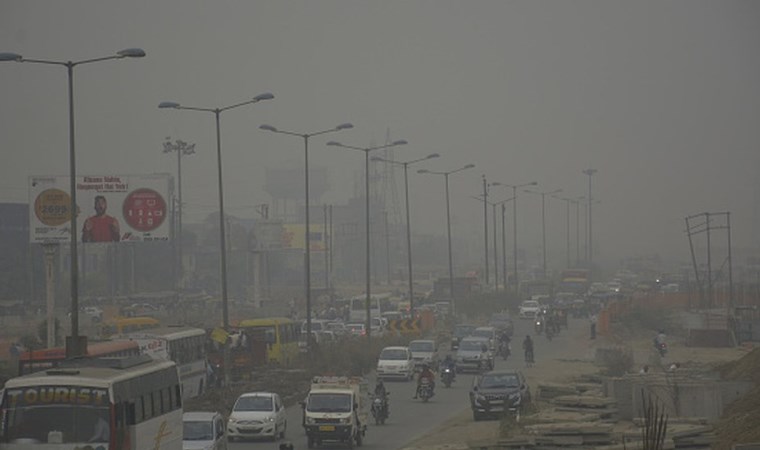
[[498, 331, 511, 357], [373, 379, 389, 416], [522, 335, 534, 364], [413, 363, 436, 399], [441, 354, 456, 381]]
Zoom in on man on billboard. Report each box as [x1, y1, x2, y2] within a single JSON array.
[[82, 195, 120, 242]]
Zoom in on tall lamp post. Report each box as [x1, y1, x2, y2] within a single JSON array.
[[418, 164, 475, 314], [492, 182, 537, 294], [159, 92, 274, 384], [582, 169, 598, 263], [371, 153, 439, 315], [163, 138, 196, 291], [524, 188, 562, 279], [327, 139, 408, 346], [553, 195, 575, 268], [471, 195, 515, 292], [1, 48, 146, 357], [259, 122, 353, 350]]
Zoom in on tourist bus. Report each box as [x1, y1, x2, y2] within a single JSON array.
[[17, 339, 141, 376], [0, 355, 182, 450], [238, 317, 299, 365], [124, 326, 207, 399], [100, 316, 161, 339]]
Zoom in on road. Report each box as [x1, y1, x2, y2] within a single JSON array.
[[229, 316, 587, 450]]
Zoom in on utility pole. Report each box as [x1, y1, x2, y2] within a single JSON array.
[[482, 176, 489, 285], [582, 169, 597, 263]]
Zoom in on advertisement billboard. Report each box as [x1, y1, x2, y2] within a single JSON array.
[[281, 224, 326, 251], [29, 174, 173, 244]]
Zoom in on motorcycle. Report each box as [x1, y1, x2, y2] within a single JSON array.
[[418, 378, 434, 402], [656, 342, 667, 357], [545, 326, 554, 341], [371, 393, 389, 425], [499, 341, 511, 360], [441, 366, 455, 387], [534, 319, 544, 335]]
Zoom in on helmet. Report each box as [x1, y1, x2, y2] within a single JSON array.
[[376, 379, 384, 387]]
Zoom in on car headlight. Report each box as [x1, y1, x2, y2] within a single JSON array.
[[476, 394, 487, 403], [267, 415, 276, 422], [340, 417, 351, 424], [305, 416, 316, 425], [228, 417, 238, 425]]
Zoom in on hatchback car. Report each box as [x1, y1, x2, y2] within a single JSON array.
[[456, 337, 493, 373], [376, 346, 414, 380], [227, 392, 287, 441], [470, 370, 531, 421], [518, 300, 541, 319], [183, 411, 227, 450]]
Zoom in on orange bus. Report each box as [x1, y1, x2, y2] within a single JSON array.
[[17, 339, 141, 375]]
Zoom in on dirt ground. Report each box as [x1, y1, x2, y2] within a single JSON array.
[[400, 320, 754, 450]]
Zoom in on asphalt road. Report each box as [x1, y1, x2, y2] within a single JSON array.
[[229, 316, 586, 450]]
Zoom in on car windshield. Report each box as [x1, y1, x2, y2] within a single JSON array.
[[379, 349, 408, 360], [460, 340, 486, 351], [234, 396, 273, 412], [480, 374, 520, 389], [409, 341, 434, 352], [307, 393, 352, 413], [183, 420, 214, 440], [522, 301, 539, 308]]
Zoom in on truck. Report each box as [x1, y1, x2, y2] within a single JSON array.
[[557, 269, 591, 295], [302, 375, 368, 448]]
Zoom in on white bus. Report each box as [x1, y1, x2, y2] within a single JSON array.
[[125, 326, 208, 400], [0, 355, 182, 450], [348, 293, 389, 323]]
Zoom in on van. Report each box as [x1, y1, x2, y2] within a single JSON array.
[[183, 411, 227, 450]]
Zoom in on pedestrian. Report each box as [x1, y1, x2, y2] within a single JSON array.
[[589, 313, 598, 340]]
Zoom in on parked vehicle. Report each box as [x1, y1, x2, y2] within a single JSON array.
[[183, 411, 227, 450], [470, 370, 531, 421], [376, 346, 414, 380], [302, 376, 367, 448], [227, 392, 287, 441]]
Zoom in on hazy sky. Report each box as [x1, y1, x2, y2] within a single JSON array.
[[2, 1, 759, 270]]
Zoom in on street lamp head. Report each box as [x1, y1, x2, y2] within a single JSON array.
[[326, 141, 342, 147], [0, 52, 22, 62], [335, 123, 354, 130], [253, 92, 275, 102], [392, 140, 408, 146], [491, 182, 502, 187], [259, 124, 278, 132], [158, 101, 181, 109], [417, 169, 430, 174], [464, 164, 475, 169], [528, 181, 538, 186], [370, 156, 383, 162], [116, 48, 146, 58], [426, 153, 440, 159]]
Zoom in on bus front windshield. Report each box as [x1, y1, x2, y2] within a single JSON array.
[[2, 385, 111, 445]]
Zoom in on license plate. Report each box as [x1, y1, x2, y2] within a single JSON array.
[[319, 425, 335, 431]]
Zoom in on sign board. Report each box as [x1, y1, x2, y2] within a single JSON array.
[[281, 224, 326, 251], [29, 174, 173, 244]]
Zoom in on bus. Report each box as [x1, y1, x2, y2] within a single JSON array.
[[18, 340, 141, 375], [349, 293, 387, 323], [100, 316, 161, 339], [124, 327, 207, 399], [0, 355, 182, 450], [238, 317, 299, 365]]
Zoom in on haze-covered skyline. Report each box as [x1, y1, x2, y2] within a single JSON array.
[[2, 1, 759, 271]]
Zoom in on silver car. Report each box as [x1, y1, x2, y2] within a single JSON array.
[[456, 337, 493, 373]]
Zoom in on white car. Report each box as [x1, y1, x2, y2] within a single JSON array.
[[183, 411, 227, 450], [227, 392, 287, 441], [376, 346, 414, 380], [518, 300, 541, 319], [409, 339, 438, 370]]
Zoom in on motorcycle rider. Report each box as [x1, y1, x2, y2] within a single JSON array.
[[373, 379, 389, 417], [654, 330, 667, 355], [498, 331, 512, 358], [441, 354, 457, 381], [413, 363, 436, 399]]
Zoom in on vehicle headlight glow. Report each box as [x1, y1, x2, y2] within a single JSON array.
[[267, 415, 276, 422], [340, 417, 351, 424], [305, 417, 316, 425], [228, 417, 237, 425]]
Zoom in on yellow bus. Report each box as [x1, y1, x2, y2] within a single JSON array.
[[100, 316, 161, 338], [238, 317, 299, 365]]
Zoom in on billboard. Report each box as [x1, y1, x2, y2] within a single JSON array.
[[29, 174, 173, 244], [281, 224, 327, 251]]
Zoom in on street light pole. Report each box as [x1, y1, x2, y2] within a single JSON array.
[[582, 169, 598, 264], [482, 176, 489, 286], [163, 138, 196, 291], [1, 48, 146, 357], [524, 188, 562, 279], [259, 123, 353, 350], [371, 153, 439, 315], [160, 92, 274, 385], [492, 182, 537, 295], [418, 164, 475, 314], [327, 139, 408, 346], [553, 196, 573, 268]]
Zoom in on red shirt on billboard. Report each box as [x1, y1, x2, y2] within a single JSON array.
[[82, 195, 121, 242]]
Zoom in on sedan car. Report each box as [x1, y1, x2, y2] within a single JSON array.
[[183, 411, 227, 450], [470, 370, 531, 421], [518, 300, 541, 319], [227, 392, 287, 441], [376, 346, 414, 380]]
